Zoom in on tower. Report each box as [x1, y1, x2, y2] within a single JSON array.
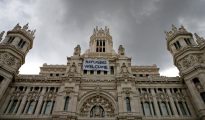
[[89, 26, 116, 54], [166, 25, 205, 119], [0, 23, 35, 100]]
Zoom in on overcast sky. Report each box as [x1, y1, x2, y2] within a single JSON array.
[[1, 0, 205, 76]]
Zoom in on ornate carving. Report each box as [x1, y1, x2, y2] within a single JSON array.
[[178, 54, 204, 70], [74, 45, 81, 56], [173, 92, 185, 101], [1, 53, 16, 67], [69, 62, 77, 73], [80, 95, 115, 117], [27, 91, 40, 100], [156, 93, 169, 101], [118, 45, 125, 55], [121, 63, 128, 74]]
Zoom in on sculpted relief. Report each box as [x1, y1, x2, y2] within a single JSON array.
[[177, 54, 204, 71], [80, 95, 115, 117], [0, 53, 21, 69]]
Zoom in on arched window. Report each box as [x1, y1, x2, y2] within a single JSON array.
[[8, 100, 18, 113], [193, 78, 202, 90], [90, 105, 105, 117], [7, 37, 15, 44], [143, 102, 151, 116], [27, 100, 36, 114], [126, 97, 131, 112], [64, 96, 69, 111], [160, 102, 169, 116], [44, 101, 52, 115], [178, 102, 187, 115]]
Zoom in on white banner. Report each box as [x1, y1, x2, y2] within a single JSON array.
[[83, 59, 109, 71]]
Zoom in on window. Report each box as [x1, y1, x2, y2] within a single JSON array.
[[50, 73, 53, 77], [139, 74, 143, 77], [126, 97, 131, 112], [168, 102, 174, 115], [7, 37, 15, 43], [64, 96, 69, 111], [110, 66, 114, 75], [193, 78, 202, 90], [84, 70, 87, 74], [9, 100, 18, 113], [50, 87, 55, 92], [27, 101, 36, 114], [90, 105, 105, 117], [90, 70, 94, 75], [103, 48, 105, 52], [200, 92, 205, 103], [159, 102, 169, 116], [96, 40, 106, 52], [174, 41, 181, 50], [44, 101, 52, 114], [18, 39, 26, 48], [97, 70, 101, 75], [178, 102, 187, 115], [184, 38, 192, 45], [104, 71, 107, 75], [34, 87, 39, 91], [56, 73, 59, 76], [143, 102, 152, 116], [103, 40, 105, 46], [19, 86, 24, 91]]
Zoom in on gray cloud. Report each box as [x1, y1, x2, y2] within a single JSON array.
[[1, 0, 205, 76]]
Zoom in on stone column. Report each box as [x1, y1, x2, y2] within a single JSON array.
[[186, 80, 204, 110], [0, 78, 12, 100], [0, 96, 11, 113], [41, 101, 46, 115], [0, 87, 14, 113], [71, 93, 78, 113], [50, 100, 54, 114], [131, 89, 140, 114], [13, 99, 21, 114], [53, 86, 64, 112], [166, 101, 171, 116], [23, 100, 30, 114], [182, 89, 195, 116], [6, 99, 13, 114], [149, 101, 154, 116], [151, 88, 160, 117], [35, 87, 46, 115], [167, 89, 178, 117], [118, 93, 124, 113], [175, 100, 182, 116], [17, 87, 30, 115]]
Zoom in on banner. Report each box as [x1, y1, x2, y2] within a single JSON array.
[[83, 59, 109, 71]]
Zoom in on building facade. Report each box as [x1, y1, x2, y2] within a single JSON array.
[[0, 24, 205, 120]]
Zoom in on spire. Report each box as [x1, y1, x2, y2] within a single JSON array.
[[194, 33, 205, 45], [0, 31, 5, 42], [10, 23, 36, 40], [171, 24, 177, 32], [23, 23, 29, 30], [165, 25, 191, 41]]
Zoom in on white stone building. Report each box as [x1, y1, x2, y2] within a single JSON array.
[[0, 24, 205, 120]]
